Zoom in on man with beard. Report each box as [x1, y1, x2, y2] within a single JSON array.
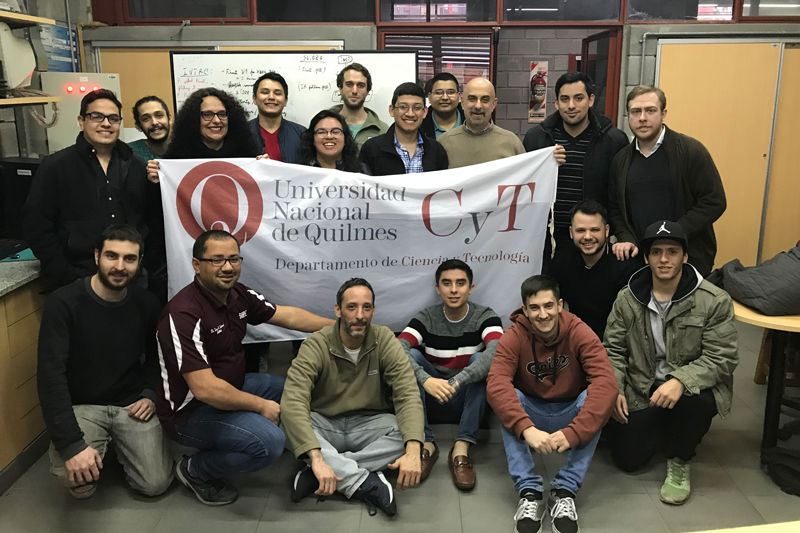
[[523, 72, 628, 268], [608, 86, 726, 277], [546, 200, 641, 341], [331, 63, 388, 152], [156, 230, 333, 505], [129, 95, 172, 161], [37, 225, 173, 500], [247, 72, 305, 163], [604, 220, 738, 505], [282, 278, 424, 517], [23, 90, 158, 291]]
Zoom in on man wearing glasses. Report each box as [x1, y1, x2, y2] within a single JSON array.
[[420, 72, 465, 140], [24, 89, 159, 291], [156, 229, 334, 506], [359, 82, 449, 176]]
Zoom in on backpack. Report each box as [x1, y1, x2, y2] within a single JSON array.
[[761, 447, 800, 496]]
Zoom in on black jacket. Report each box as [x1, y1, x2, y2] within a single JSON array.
[[247, 117, 306, 164], [419, 104, 466, 140], [522, 108, 629, 209], [359, 124, 449, 176], [608, 126, 727, 277], [23, 135, 158, 290]]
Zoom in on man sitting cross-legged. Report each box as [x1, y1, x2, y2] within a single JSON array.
[[281, 278, 424, 516], [488, 275, 617, 533], [398, 259, 503, 490], [38, 224, 173, 500]]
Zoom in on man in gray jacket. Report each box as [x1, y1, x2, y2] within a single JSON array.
[[604, 220, 738, 506]]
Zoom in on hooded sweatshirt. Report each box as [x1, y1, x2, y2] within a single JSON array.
[[487, 309, 617, 448]]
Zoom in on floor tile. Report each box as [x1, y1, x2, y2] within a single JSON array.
[[357, 486, 461, 533], [256, 488, 362, 533], [650, 491, 764, 532], [459, 491, 519, 533], [639, 447, 740, 497], [711, 446, 785, 498], [748, 492, 800, 524], [466, 442, 545, 495], [577, 493, 671, 533], [154, 488, 267, 533]]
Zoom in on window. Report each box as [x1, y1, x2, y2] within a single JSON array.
[[380, 0, 497, 22], [504, 0, 619, 21], [627, 0, 734, 21], [256, 0, 375, 22], [127, 0, 248, 19], [743, 0, 800, 17], [383, 34, 492, 89]]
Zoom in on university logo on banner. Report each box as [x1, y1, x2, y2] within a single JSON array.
[[160, 150, 557, 341]]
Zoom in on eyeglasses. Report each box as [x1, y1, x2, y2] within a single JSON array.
[[314, 128, 344, 137], [198, 256, 243, 267], [432, 89, 458, 97], [200, 110, 229, 122], [394, 104, 426, 114], [84, 112, 122, 124]]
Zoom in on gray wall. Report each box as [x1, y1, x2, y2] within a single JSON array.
[[618, 22, 800, 136], [495, 28, 597, 138]]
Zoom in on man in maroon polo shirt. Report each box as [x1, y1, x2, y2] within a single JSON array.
[[156, 229, 334, 506]]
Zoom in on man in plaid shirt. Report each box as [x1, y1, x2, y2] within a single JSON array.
[[360, 82, 449, 176]]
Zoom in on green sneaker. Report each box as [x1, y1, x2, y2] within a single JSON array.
[[660, 458, 691, 505]]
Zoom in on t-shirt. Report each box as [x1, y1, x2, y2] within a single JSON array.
[[649, 294, 674, 383], [552, 124, 593, 230], [348, 123, 364, 138], [259, 125, 283, 162], [128, 139, 159, 162], [343, 345, 361, 364], [432, 112, 464, 140], [155, 278, 277, 436]]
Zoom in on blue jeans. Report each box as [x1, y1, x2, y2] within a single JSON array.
[[409, 349, 486, 444], [501, 389, 600, 496], [174, 373, 286, 481]]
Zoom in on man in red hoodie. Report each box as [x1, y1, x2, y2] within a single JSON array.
[[487, 275, 617, 533]]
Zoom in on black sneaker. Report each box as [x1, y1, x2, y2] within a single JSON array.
[[351, 471, 396, 517], [176, 456, 239, 506], [291, 465, 320, 503], [514, 490, 546, 533], [548, 489, 579, 533]]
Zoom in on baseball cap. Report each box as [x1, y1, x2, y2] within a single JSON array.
[[639, 220, 688, 254]]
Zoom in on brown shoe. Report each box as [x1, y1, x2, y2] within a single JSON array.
[[420, 442, 439, 481], [448, 447, 475, 491]]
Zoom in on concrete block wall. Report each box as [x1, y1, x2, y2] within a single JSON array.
[[618, 22, 800, 136], [495, 28, 597, 138]]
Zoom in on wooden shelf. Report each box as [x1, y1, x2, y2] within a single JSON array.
[[0, 10, 55, 29], [0, 96, 62, 107]]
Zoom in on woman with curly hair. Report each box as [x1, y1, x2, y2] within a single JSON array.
[[146, 88, 260, 180], [297, 110, 370, 174]]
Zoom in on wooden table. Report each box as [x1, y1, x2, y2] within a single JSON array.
[[732, 301, 800, 450]]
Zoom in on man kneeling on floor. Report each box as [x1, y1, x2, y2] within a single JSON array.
[[38, 224, 173, 499], [398, 259, 503, 490], [281, 278, 424, 516], [487, 275, 617, 533], [604, 220, 738, 505], [156, 229, 333, 505]]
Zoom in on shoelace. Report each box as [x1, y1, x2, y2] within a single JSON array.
[[551, 497, 578, 521], [517, 498, 543, 521], [668, 462, 689, 488]]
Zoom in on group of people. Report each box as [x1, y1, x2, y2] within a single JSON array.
[[22, 61, 739, 533]]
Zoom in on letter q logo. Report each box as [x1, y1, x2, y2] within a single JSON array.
[[176, 161, 263, 245]]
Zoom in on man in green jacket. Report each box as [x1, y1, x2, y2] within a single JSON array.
[[331, 63, 388, 153], [281, 278, 424, 517], [608, 86, 726, 277], [604, 220, 738, 506]]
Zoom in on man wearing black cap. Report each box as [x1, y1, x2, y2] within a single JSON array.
[[603, 220, 738, 506]]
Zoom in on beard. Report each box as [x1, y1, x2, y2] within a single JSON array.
[[97, 267, 132, 291], [343, 318, 369, 338], [145, 124, 170, 145], [343, 96, 366, 112]]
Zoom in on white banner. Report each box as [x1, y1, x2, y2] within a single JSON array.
[[159, 148, 557, 341]]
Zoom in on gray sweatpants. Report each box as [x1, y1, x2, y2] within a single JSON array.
[[305, 411, 406, 498]]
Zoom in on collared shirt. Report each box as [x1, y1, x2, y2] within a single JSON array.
[[635, 125, 666, 157], [393, 132, 425, 173], [79, 135, 125, 226], [431, 111, 464, 140], [155, 278, 277, 436], [464, 120, 494, 136]]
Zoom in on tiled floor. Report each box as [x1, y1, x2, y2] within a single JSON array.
[[2, 322, 799, 533]]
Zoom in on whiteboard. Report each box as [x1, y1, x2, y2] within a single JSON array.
[[170, 50, 418, 129]]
